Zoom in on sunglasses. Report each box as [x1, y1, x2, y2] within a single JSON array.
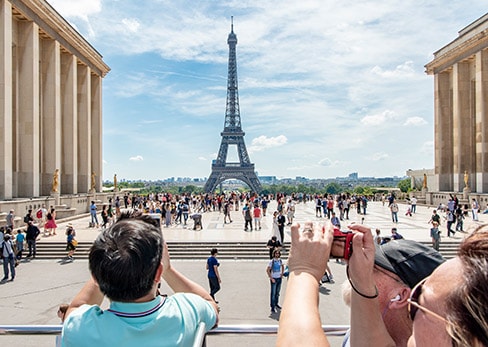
[[407, 277, 449, 324]]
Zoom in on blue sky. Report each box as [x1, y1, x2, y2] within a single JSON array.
[[49, 0, 487, 181]]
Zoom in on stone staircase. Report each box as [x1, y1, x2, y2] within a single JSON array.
[[32, 240, 461, 261]]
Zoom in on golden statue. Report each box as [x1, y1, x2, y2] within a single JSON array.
[[422, 173, 427, 189], [464, 170, 469, 188], [52, 169, 59, 192], [114, 174, 117, 189], [91, 172, 96, 191]]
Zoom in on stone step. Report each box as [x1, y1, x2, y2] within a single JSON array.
[[31, 240, 461, 260]]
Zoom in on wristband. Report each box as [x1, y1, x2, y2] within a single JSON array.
[[346, 266, 378, 299]]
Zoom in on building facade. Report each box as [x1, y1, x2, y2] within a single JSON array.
[[425, 13, 488, 194], [0, 0, 109, 200]]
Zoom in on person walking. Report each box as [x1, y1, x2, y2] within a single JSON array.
[[267, 248, 284, 313], [410, 196, 417, 213], [430, 221, 441, 251], [66, 224, 77, 260], [253, 204, 262, 230], [25, 221, 40, 258], [15, 229, 25, 260], [223, 200, 233, 224], [5, 209, 14, 231], [2, 234, 16, 281], [266, 235, 282, 259], [277, 210, 286, 243], [89, 201, 99, 228], [446, 210, 456, 237], [45, 208, 57, 236], [206, 248, 221, 303], [390, 201, 399, 223], [243, 203, 253, 231], [471, 198, 480, 221]]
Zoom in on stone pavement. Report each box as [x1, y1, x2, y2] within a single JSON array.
[[1, 200, 486, 347]]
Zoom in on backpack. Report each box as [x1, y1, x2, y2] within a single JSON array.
[[36, 209, 43, 219], [24, 215, 30, 223]]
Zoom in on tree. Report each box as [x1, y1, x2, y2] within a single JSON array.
[[397, 178, 411, 193], [324, 182, 341, 195]]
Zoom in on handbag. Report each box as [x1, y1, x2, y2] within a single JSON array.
[[71, 239, 78, 247]]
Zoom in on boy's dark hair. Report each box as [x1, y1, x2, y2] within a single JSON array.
[[211, 248, 218, 255], [89, 211, 163, 302]]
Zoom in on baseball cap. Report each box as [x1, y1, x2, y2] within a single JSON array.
[[374, 239, 445, 288]]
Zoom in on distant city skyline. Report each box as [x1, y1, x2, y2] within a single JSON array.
[[49, 1, 487, 181]]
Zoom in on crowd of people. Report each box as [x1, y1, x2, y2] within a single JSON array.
[[3, 190, 488, 347]]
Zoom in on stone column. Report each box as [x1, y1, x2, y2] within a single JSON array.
[[435, 71, 453, 191], [17, 20, 40, 197], [91, 74, 102, 192], [0, 0, 12, 200], [452, 61, 472, 192], [60, 52, 77, 194], [40, 39, 61, 196], [476, 49, 488, 193], [77, 64, 91, 193]]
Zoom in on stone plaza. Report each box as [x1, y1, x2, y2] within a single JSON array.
[[1, 199, 486, 346]]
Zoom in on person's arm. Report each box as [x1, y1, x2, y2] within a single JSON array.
[[276, 222, 333, 347], [64, 277, 104, 319], [266, 264, 275, 283], [347, 224, 395, 347], [162, 242, 219, 318]]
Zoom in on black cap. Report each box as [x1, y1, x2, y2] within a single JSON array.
[[374, 239, 445, 288]]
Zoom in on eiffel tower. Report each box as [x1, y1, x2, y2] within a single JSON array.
[[204, 18, 262, 193]]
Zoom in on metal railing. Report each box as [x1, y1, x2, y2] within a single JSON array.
[[0, 323, 349, 346]]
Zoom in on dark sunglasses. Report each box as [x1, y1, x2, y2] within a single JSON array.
[[408, 277, 449, 324]]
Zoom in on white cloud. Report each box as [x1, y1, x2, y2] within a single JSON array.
[[367, 153, 389, 161], [319, 158, 333, 167], [129, 155, 144, 161], [198, 156, 206, 161], [49, 0, 486, 180], [49, 0, 101, 19], [248, 135, 287, 153], [371, 61, 415, 78], [403, 117, 427, 126], [122, 18, 140, 33], [360, 110, 398, 126]]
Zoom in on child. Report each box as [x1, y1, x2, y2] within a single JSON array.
[[16, 229, 25, 260]]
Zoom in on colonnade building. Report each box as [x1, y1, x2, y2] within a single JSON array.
[[425, 13, 488, 194], [0, 0, 110, 200]]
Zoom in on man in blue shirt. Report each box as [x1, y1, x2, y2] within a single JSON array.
[[62, 211, 218, 347], [89, 201, 99, 228], [206, 248, 221, 303]]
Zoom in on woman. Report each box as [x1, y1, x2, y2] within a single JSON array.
[[272, 211, 281, 243], [346, 223, 488, 347], [164, 203, 172, 227], [45, 208, 57, 236], [101, 205, 109, 229], [65, 225, 76, 260], [266, 248, 284, 313], [408, 226, 488, 346]]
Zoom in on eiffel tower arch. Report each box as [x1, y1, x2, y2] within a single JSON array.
[[204, 18, 262, 194]]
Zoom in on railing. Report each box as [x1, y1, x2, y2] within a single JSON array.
[[0, 324, 349, 346]]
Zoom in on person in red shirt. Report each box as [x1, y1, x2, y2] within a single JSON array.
[[253, 204, 262, 230]]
